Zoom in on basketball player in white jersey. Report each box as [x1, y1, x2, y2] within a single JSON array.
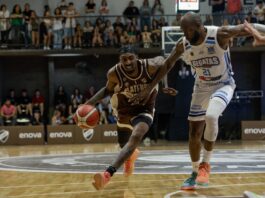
[[130, 12, 265, 190]]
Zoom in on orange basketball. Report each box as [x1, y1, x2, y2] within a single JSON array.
[[74, 104, 99, 129]]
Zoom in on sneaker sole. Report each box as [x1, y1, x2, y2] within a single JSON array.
[[180, 185, 196, 190], [92, 173, 104, 190], [196, 182, 209, 186]]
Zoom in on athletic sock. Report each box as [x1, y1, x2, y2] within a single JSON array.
[[192, 161, 200, 173], [106, 165, 116, 176], [202, 147, 212, 163]]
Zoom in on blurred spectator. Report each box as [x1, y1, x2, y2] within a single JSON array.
[[71, 88, 83, 104], [54, 85, 68, 116], [226, 0, 243, 25], [98, 96, 111, 124], [0, 4, 10, 48], [141, 25, 151, 48], [22, 3, 33, 48], [152, 0, 164, 21], [210, 0, 225, 26], [32, 89, 44, 117], [254, 1, 265, 24], [51, 109, 66, 125], [58, 0, 68, 15], [140, 0, 151, 31], [104, 20, 114, 46], [40, 10, 52, 50], [159, 16, 168, 27], [113, 26, 123, 47], [113, 16, 125, 31], [31, 110, 43, 125], [30, 11, 39, 48], [64, 2, 79, 49], [120, 30, 130, 46], [6, 89, 17, 106], [53, 7, 64, 49], [0, 99, 16, 126], [127, 25, 138, 45], [84, 86, 96, 101], [92, 26, 104, 47], [85, 0, 96, 24], [123, 1, 140, 24], [68, 98, 78, 124], [171, 13, 182, 26], [150, 18, 161, 46], [74, 23, 83, 48], [99, 0, 109, 16], [10, 4, 23, 47], [246, 11, 257, 23], [204, 14, 213, 25], [83, 20, 94, 47], [17, 89, 32, 125]]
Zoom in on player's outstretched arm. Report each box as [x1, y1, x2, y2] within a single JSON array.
[[244, 20, 265, 46], [129, 38, 184, 104], [85, 68, 117, 106]]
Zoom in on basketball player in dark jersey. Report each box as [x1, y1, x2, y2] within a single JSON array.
[[83, 51, 177, 190]]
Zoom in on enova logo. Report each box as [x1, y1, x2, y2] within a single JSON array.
[[19, 132, 42, 139], [244, 128, 265, 134], [49, 132, 73, 138], [104, 131, 117, 137]]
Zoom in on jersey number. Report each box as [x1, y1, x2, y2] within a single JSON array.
[[203, 69, 211, 76]]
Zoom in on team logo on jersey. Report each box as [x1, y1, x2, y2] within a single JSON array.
[[191, 56, 220, 67], [207, 46, 215, 54]]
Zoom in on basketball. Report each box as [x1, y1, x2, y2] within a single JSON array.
[[74, 104, 100, 129]]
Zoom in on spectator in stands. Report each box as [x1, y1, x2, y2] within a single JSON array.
[[120, 30, 130, 46], [98, 96, 111, 124], [41, 10, 52, 50], [127, 25, 138, 45], [71, 88, 83, 105], [83, 20, 94, 47], [171, 13, 182, 26], [58, 0, 68, 15], [53, 7, 64, 49], [22, 3, 33, 48], [159, 16, 168, 27], [92, 26, 104, 47], [204, 14, 213, 25], [51, 109, 66, 125], [68, 98, 78, 124], [6, 89, 17, 106], [152, 0, 164, 21], [10, 4, 23, 47], [123, 1, 140, 24], [74, 23, 83, 48], [141, 25, 151, 48], [246, 11, 257, 23], [226, 0, 243, 25], [30, 11, 39, 48], [0, 4, 10, 48], [254, 1, 265, 24], [0, 99, 16, 126], [85, 0, 96, 24], [54, 85, 68, 116], [17, 89, 32, 125], [99, 0, 109, 16], [140, 0, 151, 31], [32, 89, 44, 118], [113, 26, 123, 47], [113, 16, 125, 31], [84, 85, 96, 100], [150, 18, 161, 46], [31, 110, 42, 125], [104, 20, 114, 46], [64, 2, 79, 49], [210, 0, 225, 26]]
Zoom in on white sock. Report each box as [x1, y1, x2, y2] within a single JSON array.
[[202, 148, 212, 163], [192, 161, 200, 173]]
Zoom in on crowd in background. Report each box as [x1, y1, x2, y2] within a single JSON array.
[[0, 86, 116, 126], [0, 0, 265, 49]]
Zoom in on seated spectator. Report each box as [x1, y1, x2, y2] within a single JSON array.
[[31, 111, 43, 125], [159, 16, 168, 27], [104, 20, 114, 46], [113, 26, 123, 47], [6, 89, 18, 105], [68, 98, 78, 124], [99, 0, 109, 16], [0, 99, 16, 126], [246, 11, 257, 23], [54, 85, 68, 116], [53, 7, 64, 49], [204, 14, 213, 25], [83, 20, 94, 47], [123, 1, 140, 24], [113, 16, 124, 31], [254, 1, 265, 24], [51, 109, 66, 125], [74, 23, 83, 48], [141, 25, 151, 48], [92, 26, 104, 47], [32, 89, 45, 119], [127, 25, 138, 44], [150, 19, 161, 46], [30, 11, 40, 48], [71, 88, 83, 104], [84, 85, 96, 101], [17, 89, 32, 125], [0, 4, 10, 48], [171, 13, 182, 26], [120, 30, 130, 46]]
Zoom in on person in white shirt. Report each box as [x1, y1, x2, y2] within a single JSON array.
[[0, 4, 10, 46], [53, 7, 63, 49]]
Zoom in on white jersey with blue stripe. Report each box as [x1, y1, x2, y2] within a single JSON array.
[[181, 26, 234, 86]]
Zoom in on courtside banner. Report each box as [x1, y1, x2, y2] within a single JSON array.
[[100, 124, 118, 143], [74, 125, 101, 143], [0, 126, 44, 145], [47, 125, 75, 144], [241, 121, 265, 140]]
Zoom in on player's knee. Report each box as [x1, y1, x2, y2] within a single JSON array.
[[204, 113, 219, 142], [189, 129, 202, 142], [205, 113, 218, 126]]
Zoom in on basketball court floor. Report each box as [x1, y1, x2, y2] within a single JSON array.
[[0, 141, 265, 198]]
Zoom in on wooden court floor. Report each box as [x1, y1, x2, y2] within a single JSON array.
[[0, 141, 265, 198]]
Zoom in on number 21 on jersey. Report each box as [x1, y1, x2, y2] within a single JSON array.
[[203, 68, 211, 76]]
